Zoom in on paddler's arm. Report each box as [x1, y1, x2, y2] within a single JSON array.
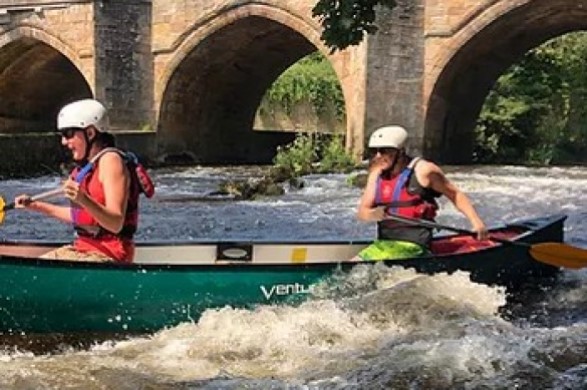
[[417, 161, 488, 240], [357, 160, 387, 222], [66, 152, 130, 234], [14, 195, 73, 223]]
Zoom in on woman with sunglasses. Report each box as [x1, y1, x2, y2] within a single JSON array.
[[14, 99, 142, 263], [355, 125, 488, 261]]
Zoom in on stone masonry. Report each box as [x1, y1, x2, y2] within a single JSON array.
[[1, 0, 587, 165]]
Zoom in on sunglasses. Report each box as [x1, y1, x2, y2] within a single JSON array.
[[370, 147, 397, 155], [59, 127, 85, 139]]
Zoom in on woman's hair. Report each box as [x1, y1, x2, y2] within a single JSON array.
[[95, 131, 116, 148]]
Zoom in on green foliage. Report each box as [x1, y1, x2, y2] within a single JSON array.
[[265, 52, 345, 119], [474, 31, 587, 165], [272, 133, 357, 178], [318, 134, 356, 173], [346, 172, 368, 188], [312, 0, 397, 51], [273, 133, 319, 177]]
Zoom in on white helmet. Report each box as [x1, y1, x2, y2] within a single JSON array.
[[368, 125, 408, 149], [57, 99, 107, 132]]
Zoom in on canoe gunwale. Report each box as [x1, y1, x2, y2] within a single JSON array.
[[0, 214, 567, 270]]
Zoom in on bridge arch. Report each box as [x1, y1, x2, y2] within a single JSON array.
[[0, 25, 92, 133], [157, 4, 347, 163], [424, 0, 587, 163]]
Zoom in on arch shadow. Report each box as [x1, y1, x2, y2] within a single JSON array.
[[157, 6, 343, 164], [0, 30, 92, 134]]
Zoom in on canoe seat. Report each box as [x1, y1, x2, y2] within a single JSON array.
[[431, 236, 493, 255], [431, 230, 519, 255]]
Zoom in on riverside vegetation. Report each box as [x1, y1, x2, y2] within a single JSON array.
[[259, 52, 345, 121], [217, 133, 358, 200], [474, 32, 587, 165]]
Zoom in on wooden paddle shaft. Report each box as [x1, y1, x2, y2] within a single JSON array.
[[385, 213, 521, 245], [2, 188, 63, 211], [387, 214, 586, 269], [385, 214, 474, 235]]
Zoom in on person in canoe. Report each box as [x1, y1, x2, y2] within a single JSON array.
[[355, 125, 488, 261], [14, 99, 154, 263]]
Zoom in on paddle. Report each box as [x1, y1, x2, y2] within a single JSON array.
[[0, 188, 63, 224], [385, 213, 587, 270]]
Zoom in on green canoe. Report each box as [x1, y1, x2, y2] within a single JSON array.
[[0, 214, 565, 334]]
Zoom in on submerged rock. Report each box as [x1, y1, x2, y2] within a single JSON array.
[[217, 176, 286, 200], [348, 172, 368, 188]]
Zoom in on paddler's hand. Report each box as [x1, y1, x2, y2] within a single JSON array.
[[370, 206, 387, 222], [472, 221, 489, 241], [63, 178, 88, 206], [369, 155, 392, 176], [14, 194, 32, 209]]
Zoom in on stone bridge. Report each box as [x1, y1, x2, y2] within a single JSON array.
[[1, 0, 586, 164]]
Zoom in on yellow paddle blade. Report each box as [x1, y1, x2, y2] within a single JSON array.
[[0, 196, 5, 224], [530, 242, 587, 269]]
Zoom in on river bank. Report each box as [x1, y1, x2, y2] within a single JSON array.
[[0, 130, 295, 179], [0, 131, 157, 179]]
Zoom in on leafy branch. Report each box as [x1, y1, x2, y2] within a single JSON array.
[[312, 0, 397, 51]]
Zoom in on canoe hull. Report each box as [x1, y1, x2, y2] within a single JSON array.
[[0, 261, 331, 333], [0, 214, 565, 333], [389, 215, 564, 285]]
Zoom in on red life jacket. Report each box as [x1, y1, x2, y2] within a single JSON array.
[[70, 148, 151, 262], [375, 158, 440, 246]]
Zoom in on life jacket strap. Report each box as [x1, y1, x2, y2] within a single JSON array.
[[75, 224, 136, 239], [384, 199, 424, 209]]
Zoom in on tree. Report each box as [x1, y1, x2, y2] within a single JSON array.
[[474, 32, 587, 165], [312, 0, 397, 51]]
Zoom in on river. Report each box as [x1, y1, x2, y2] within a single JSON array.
[[0, 165, 585, 389]]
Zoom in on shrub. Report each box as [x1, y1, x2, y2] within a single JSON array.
[[273, 133, 319, 177], [318, 134, 357, 173]]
